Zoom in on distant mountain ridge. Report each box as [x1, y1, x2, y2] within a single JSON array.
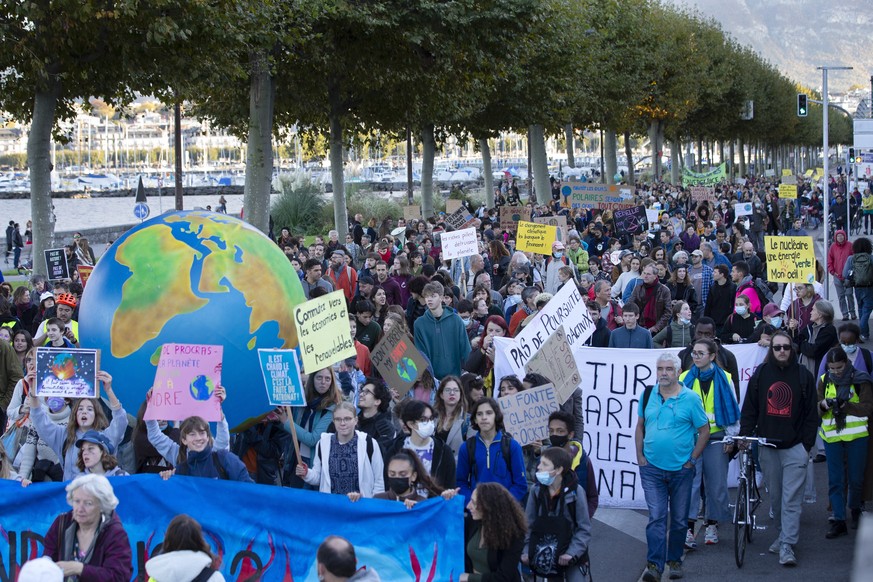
[[667, 0, 873, 92]]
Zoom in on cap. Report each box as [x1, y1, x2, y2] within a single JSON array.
[[56, 293, 77, 308], [619, 250, 633, 260], [18, 558, 63, 582], [359, 275, 375, 286], [75, 430, 115, 456], [40, 291, 54, 303], [330, 248, 346, 257], [691, 249, 704, 257], [552, 241, 565, 251], [763, 303, 785, 319]]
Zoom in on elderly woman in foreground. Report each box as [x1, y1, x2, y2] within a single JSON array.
[[43, 474, 133, 581]]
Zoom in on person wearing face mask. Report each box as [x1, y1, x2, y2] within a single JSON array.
[[386, 400, 457, 490], [371, 451, 459, 508], [747, 303, 786, 347], [543, 241, 577, 295], [719, 295, 759, 344], [546, 411, 598, 518], [521, 447, 592, 581], [653, 301, 695, 348]]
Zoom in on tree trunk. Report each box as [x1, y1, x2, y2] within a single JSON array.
[[623, 130, 635, 184], [328, 80, 349, 240], [480, 138, 494, 208], [406, 129, 413, 205], [174, 102, 184, 210], [243, 52, 275, 233], [738, 139, 746, 177], [421, 124, 436, 218], [729, 141, 735, 180], [670, 140, 681, 185], [697, 137, 704, 171], [565, 124, 576, 168], [604, 130, 618, 185], [529, 124, 550, 204], [648, 121, 661, 180], [29, 85, 60, 276]]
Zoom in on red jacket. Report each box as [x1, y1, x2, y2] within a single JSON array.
[[327, 265, 358, 303], [827, 230, 853, 281]]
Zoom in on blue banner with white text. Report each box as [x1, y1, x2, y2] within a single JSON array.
[[0, 475, 464, 581]]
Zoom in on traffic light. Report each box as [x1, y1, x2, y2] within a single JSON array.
[[797, 93, 808, 117], [850, 148, 855, 161]]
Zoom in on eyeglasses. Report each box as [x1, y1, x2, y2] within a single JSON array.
[[690, 351, 711, 358], [334, 417, 356, 424], [772, 344, 791, 352], [359, 389, 375, 397], [443, 388, 461, 395]]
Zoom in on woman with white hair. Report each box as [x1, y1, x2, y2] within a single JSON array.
[[43, 474, 133, 580]]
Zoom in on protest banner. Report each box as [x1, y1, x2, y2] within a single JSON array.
[[612, 205, 648, 235], [494, 342, 767, 508], [34, 347, 99, 398], [498, 383, 559, 446], [645, 208, 660, 226], [682, 163, 726, 187], [763, 169, 776, 177], [689, 186, 717, 205], [524, 326, 582, 405], [804, 168, 814, 177], [782, 174, 797, 185], [500, 205, 531, 232], [76, 265, 93, 287], [294, 290, 356, 371], [533, 215, 568, 243], [782, 169, 793, 176], [370, 324, 428, 396], [144, 343, 223, 422], [764, 235, 815, 283], [445, 198, 463, 214], [403, 204, 421, 220], [559, 181, 635, 210], [778, 183, 797, 199], [44, 248, 69, 281], [0, 475, 464, 581], [734, 201, 753, 217], [444, 206, 476, 231], [516, 221, 557, 254], [440, 227, 478, 260], [258, 349, 305, 406]]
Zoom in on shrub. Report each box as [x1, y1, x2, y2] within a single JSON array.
[[270, 172, 328, 236]]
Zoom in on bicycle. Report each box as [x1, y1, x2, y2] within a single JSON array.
[[726, 436, 775, 568]]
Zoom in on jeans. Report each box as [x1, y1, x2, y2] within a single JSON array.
[[825, 437, 869, 521], [639, 464, 694, 571], [834, 276, 856, 318], [855, 286, 873, 338], [689, 437, 732, 524], [759, 443, 808, 545]]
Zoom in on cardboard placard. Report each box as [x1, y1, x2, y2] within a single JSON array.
[[44, 248, 69, 281], [144, 343, 223, 422], [440, 227, 478, 260], [533, 215, 568, 243], [77, 265, 94, 287], [612, 205, 648, 235], [734, 202, 753, 217], [764, 236, 815, 283], [516, 221, 557, 254], [782, 175, 797, 185], [445, 207, 476, 231], [500, 206, 531, 232], [258, 349, 305, 406], [35, 347, 100, 399], [445, 199, 463, 214], [370, 324, 428, 396], [294, 290, 357, 372], [782, 169, 793, 176], [497, 383, 559, 446], [645, 208, 660, 226], [778, 184, 797, 199], [524, 326, 582, 405], [559, 181, 635, 210], [403, 205, 421, 220], [689, 186, 717, 204]]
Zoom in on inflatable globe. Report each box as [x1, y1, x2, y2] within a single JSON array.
[[79, 211, 306, 429]]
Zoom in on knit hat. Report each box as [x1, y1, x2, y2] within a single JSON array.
[[40, 291, 54, 304]]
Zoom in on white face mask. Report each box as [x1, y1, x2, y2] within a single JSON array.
[[735, 306, 748, 316], [461, 318, 472, 327], [415, 420, 435, 439]]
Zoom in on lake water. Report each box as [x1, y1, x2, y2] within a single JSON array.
[[3, 193, 279, 232]]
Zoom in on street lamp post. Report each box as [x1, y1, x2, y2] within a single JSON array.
[[819, 65, 853, 301]]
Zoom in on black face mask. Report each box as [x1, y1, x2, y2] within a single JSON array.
[[388, 477, 411, 495], [549, 435, 569, 449]]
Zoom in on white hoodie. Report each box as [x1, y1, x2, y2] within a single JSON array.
[[145, 550, 225, 582]]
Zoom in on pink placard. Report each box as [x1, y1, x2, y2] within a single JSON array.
[[144, 343, 223, 422]]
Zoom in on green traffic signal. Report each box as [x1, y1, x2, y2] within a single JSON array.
[[797, 93, 808, 117]]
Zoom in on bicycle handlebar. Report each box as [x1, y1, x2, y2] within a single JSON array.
[[723, 436, 778, 447]]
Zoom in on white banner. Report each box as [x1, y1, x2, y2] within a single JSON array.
[[440, 227, 478, 260], [494, 341, 768, 509]]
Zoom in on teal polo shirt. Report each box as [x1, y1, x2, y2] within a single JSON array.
[[639, 386, 708, 471]]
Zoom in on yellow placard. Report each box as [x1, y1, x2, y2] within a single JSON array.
[[293, 290, 357, 372], [516, 221, 557, 255], [778, 184, 797, 199], [764, 236, 815, 283], [782, 169, 793, 176], [804, 169, 814, 177]]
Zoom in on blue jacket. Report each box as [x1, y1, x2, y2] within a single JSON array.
[[413, 307, 471, 380], [176, 446, 253, 482], [456, 430, 527, 504]]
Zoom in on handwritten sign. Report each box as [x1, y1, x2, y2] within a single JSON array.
[[445, 207, 477, 231], [403, 205, 421, 220], [764, 235, 815, 283], [498, 384, 559, 446], [734, 202, 753, 217], [144, 343, 223, 422], [44, 248, 69, 281], [645, 208, 660, 226], [516, 221, 556, 254], [258, 349, 305, 406], [782, 175, 797, 185], [782, 169, 793, 176], [689, 186, 717, 204], [35, 347, 99, 399], [524, 326, 582, 405], [559, 181, 635, 210], [370, 324, 428, 396], [533, 215, 568, 243], [499, 206, 531, 232], [612, 205, 648, 235], [778, 184, 797, 199], [445, 199, 463, 214], [294, 290, 356, 372], [440, 227, 478, 260]]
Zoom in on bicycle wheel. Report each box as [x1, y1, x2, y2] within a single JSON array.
[[735, 482, 748, 568], [747, 474, 760, 543]]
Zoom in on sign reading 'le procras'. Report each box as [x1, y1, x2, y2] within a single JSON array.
[[294, 290, 356, 372], [516, 221, 557, 255], [764, 235, 815, 283], [144, 343, 223, 422]]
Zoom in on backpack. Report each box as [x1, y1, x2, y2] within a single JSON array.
[[752, 277, 774, 306], [192, 565, 218, 582], [529, 490, 575, 577], [176, 452, 228, 480], [852, 253, 873, 287], [466, 433, 513, 482]]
